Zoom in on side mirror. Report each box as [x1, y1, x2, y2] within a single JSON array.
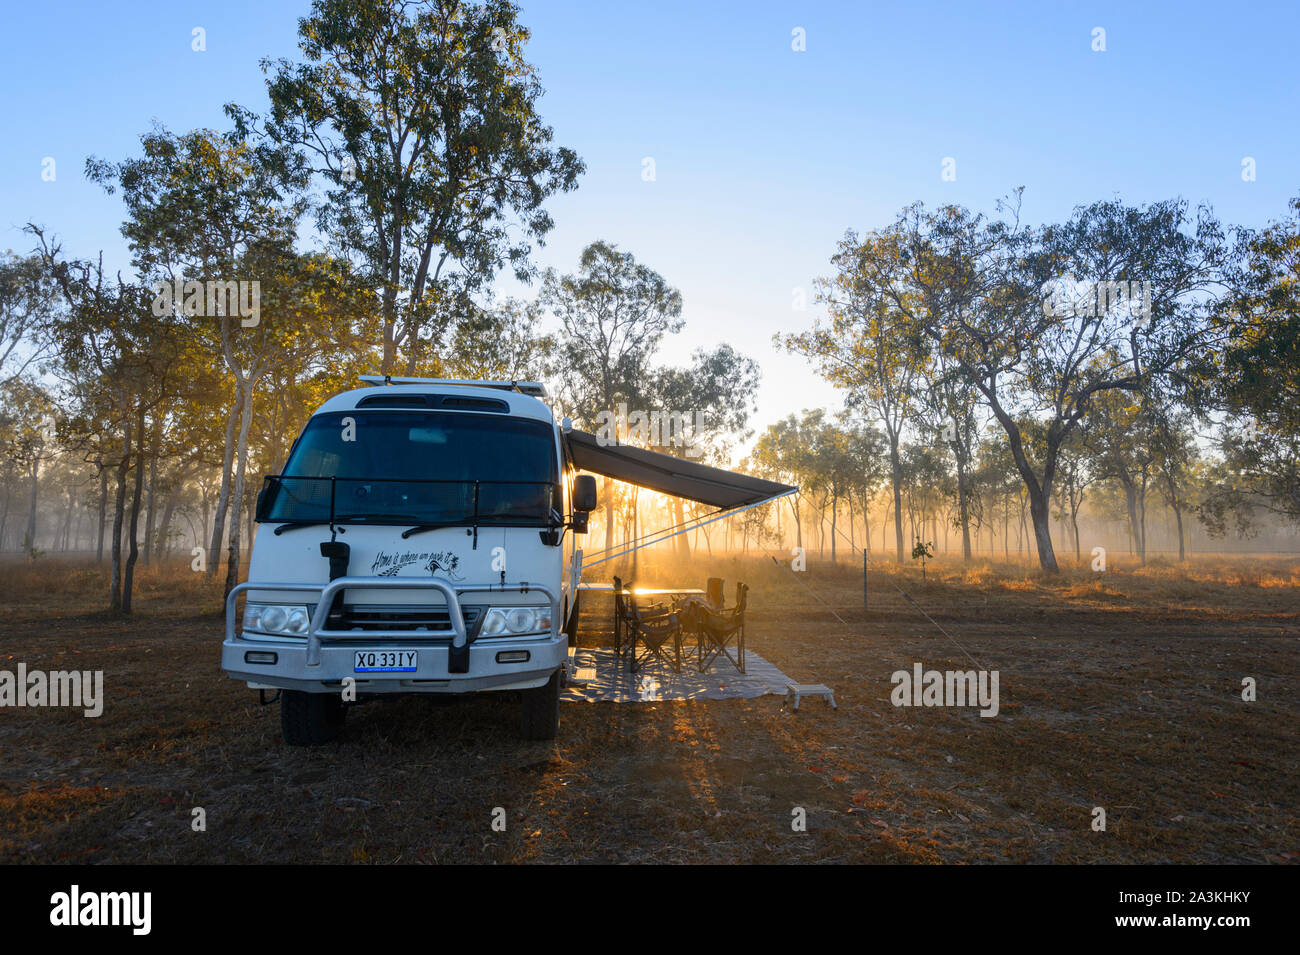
[[255, 477, 274, 521], [572, 474, 598, 513], [570, 512, 589, 534]]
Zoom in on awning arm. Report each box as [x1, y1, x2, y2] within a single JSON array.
[[582, 503, 726, 561], [581, 488, 797, 570]]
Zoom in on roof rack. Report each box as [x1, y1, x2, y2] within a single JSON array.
[[357, 375, 548, 398]]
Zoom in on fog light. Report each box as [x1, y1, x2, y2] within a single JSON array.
[[245, 651, 278, 664], [496, 650, 530, 664]]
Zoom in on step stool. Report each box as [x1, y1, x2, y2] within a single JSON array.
[[785, 683, 837, 711], [564, 650, 597, 686]]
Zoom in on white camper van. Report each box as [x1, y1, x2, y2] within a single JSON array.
[[221, 377, 597, 744]]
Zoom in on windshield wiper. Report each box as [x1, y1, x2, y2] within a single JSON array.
[[274, 514, 427, 535], [402, 520, 472, 539], [273, 521, 334, 536]]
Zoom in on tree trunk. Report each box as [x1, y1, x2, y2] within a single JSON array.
[[817, 500, 826, 560], [1122, 480, 1145, 567], [200, 491, 211, 560], [830, 490, 838, 563], [1005, 501, 1012, 556], [1071, 504, 1082, 564], [122, 406, 146, 614], [247, 484, 256, 559], [157, 494, 178, 558], [143, 420, 160, 564], [1026, 486, 1059, 573], [955, 456, 972, 560], [225, 379, 256, 599], [889, 438, 904, 564], [863, 504, 871, 558], [603, 476, 615, 555], [24, 458, 39, 551], [1137, 479, 1148, 565], [96, 467, 108, 562], [110, 423, 132, 611], [208, 386, 242, 577], [673, 496, 690, 558], [74, 493, 85, 551], [61, 486, 75, 551]]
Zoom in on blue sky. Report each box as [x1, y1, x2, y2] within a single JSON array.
[[3, 0, 1297, 450]]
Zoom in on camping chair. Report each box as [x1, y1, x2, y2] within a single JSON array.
[[612, 576, 630, 656], [694, 582, 748, 674], [626, 590, 683, 674], [674, 578, 723, 658], [613, 577, 668, 656]]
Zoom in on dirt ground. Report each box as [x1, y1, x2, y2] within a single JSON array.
[[1, 550, 1296, 864]]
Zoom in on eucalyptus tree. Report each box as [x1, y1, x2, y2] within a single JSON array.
[[543, 240, 683, 552], [1080, 387, 1159, 565], [1149, 403, 1200, 561], [781, 236, 926, 563], [87, 124, 306, 579], [901, 440, 951, 554], [218, 248, 374, 595], [232, 0, 583, 375], [1196, 195, 1300, 527], [836, 412, 887, 557], [30, 233, 187, 610], [0, 252, 58, 386], [846, 195, 1227, 571], [648, 344, 761, 557], [0, 377, 56, 553], [916, 337, 983, 559], [441, 298, 554, 381], [973, 432, 1022, 559], [752, 412, 818, 550], [1051, 428, 1096, 564], [804, 414, 854, 562]]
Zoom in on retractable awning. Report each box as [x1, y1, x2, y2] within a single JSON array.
[[564, 430, 795, 508]]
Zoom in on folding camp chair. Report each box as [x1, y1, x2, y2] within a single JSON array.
[[626, 590, 683, 674], [612, 576, 630, 656], [613, 577, 668, 657], [674, 578, 723, 659], [694, 582, 747, 673]]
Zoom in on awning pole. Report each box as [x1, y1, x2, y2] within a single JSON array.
[[581, 488, 796, 569], [582, 504, 723, 561]]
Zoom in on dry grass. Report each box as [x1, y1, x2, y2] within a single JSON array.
[[1, 550, 1296, 864]]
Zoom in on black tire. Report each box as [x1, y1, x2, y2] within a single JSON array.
[[520, 670, 560, 741], [281, 690, 347, 746]]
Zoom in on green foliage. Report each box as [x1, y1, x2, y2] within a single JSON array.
[[235, 0, 584, 373]]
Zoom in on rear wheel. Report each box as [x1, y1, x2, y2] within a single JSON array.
[[281, 690, 347, 746], [520, 670, 560, 740]]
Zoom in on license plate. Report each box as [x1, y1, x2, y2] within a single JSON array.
[[354, 650, 418, 673]]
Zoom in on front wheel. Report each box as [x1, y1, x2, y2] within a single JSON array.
[[520, 670, 560, 741], [281, 690, 347, 746]]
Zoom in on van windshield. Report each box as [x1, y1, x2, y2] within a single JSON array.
[[261, 411, 559, 527]]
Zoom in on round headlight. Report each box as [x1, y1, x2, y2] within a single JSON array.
[[506, 608, 534, 633], [285, 608, 309, 634], [260, 605, 288, 633], [482, 610, 508, 636]]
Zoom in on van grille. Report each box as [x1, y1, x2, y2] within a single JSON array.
[[324, 604, 482, 635]]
